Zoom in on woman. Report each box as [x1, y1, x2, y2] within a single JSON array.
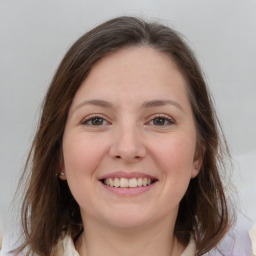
[[13, 16, 252, 255]]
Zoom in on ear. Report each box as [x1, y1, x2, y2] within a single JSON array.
[[191, 146, 205, 178], [57, 150, 67, 180], [59, 170, 67, 180], [191, 158, 202, 178], [58, 161, 67, 180]]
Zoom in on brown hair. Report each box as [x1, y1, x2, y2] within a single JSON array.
[[17, 16, 232, 255]]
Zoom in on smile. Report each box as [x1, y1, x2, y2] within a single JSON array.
[[98, 171, 158, 195], [102, 177, 157, 188]]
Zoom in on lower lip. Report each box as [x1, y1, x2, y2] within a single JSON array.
[[101, 182, 157, 196]]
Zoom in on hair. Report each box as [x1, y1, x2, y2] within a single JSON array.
[[17, 16, 233, 255]]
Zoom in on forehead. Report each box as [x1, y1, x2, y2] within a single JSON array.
[[71, 46, 190, 108]]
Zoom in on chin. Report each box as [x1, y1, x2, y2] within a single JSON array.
[[108, 218, 152, 230], [100, 208, 157, 230]]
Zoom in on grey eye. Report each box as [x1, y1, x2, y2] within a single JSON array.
[[152, 117, 173, 126], [90, 117, 104, 125], [153, 117, 167, 125], [82, 116, 108, 126]]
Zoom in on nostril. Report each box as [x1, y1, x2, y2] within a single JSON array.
[[115, 155, 141, 160]]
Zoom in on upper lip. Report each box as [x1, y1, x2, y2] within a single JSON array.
[[98, 171, 158, 180]]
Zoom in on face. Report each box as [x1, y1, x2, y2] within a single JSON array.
[[62, 47, 201, 230]]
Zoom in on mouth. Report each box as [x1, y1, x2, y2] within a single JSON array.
[[100, 177, 158, 188]]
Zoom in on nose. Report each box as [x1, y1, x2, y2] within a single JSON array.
[[109, 123, 146, 162]]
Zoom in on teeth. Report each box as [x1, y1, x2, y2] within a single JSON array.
[[109, 178, 114, 187], [103, 177, 154, 188], [129, 178, 137, 188], [114, 178, 120, 187], [137, 177, 143, 186], [120, 178, 128, 187], [142, 178, 147, 186]]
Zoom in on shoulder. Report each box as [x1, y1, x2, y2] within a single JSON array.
[[205, 213, 254, 256], [54, 234, 79, 256], [249, 222, 256, 256], [181, 235, 196, 256]]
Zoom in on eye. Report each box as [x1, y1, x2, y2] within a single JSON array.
[[148, 115, 175, 126], [82, 115, 110, 126]]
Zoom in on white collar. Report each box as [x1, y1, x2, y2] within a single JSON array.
[[58, 234, 196, 256]]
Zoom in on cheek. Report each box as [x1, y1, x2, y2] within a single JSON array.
[[151, 135, 196, 195], [62, 133, 108, 179], [155, 137, 196, 173], [62, 133, 109, 213]]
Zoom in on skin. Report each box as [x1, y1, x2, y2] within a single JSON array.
[[61, 46, 202, 256]]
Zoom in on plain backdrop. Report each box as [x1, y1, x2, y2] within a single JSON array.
[[0, 0, 256, 235]]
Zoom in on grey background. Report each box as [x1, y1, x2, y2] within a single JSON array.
[[0, 0, 256, 234]]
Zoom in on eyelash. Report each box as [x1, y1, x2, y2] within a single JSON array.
[[81, 114, 175, 127]]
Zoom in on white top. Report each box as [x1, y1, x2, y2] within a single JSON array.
[[1, 214, 254, 255], [57, 234, 196, 256]]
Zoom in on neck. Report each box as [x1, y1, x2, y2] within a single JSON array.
[[75, 215, 185, 256]]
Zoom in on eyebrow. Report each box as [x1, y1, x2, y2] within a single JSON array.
[[74, 99, 113, 110], [72, 99, 183, 113], [142, 100, 183, 111]]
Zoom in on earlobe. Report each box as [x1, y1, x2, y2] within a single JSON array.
[[58, 162, 67, 180], [59, 171, 66, 180], [58, 156, 67, 180], [191, 159, 201, 178]]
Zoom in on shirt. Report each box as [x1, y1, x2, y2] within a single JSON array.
[[56, 234, 196, 256]]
